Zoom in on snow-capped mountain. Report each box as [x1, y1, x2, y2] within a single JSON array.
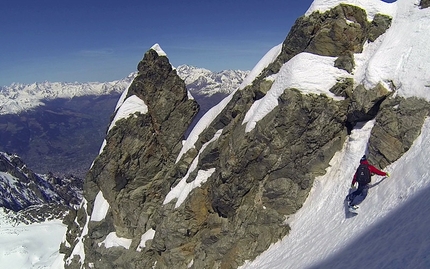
[[176, 64, 249, 96], [0, 65, 248, 116], [0, 65, 247, 178], [0, 152, 82, 268], [0, 74, 135, 115]]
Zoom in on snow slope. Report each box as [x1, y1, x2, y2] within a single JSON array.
[[0, 210, 67, 269], [241, 118, 430, 269]]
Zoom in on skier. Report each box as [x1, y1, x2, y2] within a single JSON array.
[[347, 155, 390, 211]]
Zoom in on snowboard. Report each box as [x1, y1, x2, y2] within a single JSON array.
[[344, 193, 358, 217], [348, 206, 358, 215]]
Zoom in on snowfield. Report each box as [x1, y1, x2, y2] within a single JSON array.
[[0, 212, 66, 269]]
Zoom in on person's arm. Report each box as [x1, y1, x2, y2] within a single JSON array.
[[369, 165, 387, 176], [351, 174, 357, 187]]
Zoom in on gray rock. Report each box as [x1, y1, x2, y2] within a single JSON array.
[[421, 0, 430, 9], [369, 96, 430, 168]]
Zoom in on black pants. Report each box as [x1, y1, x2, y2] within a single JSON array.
[[348, 184, 369, 206]]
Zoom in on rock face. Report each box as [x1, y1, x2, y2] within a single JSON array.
[[261, 4, 392, 77], [63, 3, 429, 269]]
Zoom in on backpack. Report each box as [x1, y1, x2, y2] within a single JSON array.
[[355, 164, 371, 185]]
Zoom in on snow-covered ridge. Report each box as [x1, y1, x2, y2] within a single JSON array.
[[305, 0, 397, 20]]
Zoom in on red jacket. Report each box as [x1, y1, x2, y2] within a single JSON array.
[[352, 160, 387, 185]]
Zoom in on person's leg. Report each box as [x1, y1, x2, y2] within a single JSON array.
[[349, 186, 365, 206], [360, 185, 369, 200]]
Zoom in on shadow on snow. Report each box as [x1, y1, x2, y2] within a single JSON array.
[[310, 183, 430, 269]]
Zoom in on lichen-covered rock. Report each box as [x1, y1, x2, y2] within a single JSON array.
[[369, 96, 430, 168], [346, 83, 392, 125], [335, 51, 355, 73]]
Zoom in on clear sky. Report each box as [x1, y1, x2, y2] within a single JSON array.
[[0, 0, 315, 86]]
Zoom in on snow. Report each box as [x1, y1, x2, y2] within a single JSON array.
[[305, 0, 397, 21], [242, 53, 348, 132], [241, 116, 430, 269], [66, 199, 90, 267], [306, 0, 430, 102], [0, 211, 67, 269], [354, 0, 430, 101], [176, 43, 281, 163], [166, 130, 221, 207], [108, 95, 148, 132], [136, 228, 156, 252], [150, 43, 167, 57], [98, 232, 132, 249], [114, 80, 131, 112], [0, 76, 134, 115], [90, 191, 110, 222]]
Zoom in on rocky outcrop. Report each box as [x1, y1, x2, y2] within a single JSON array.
[[260, 4, 392, 78], [369, 96, 430, 168], [63, 48, 200, 268], [63, 3, 430, 269], [421, 0, 430, 9]]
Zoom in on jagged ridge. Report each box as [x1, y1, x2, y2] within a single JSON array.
[[0, 152, 82, 217]]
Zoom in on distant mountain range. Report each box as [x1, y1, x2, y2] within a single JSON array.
[[0, 65, 249, 115], [0, 65, 249, 178], [176, 65, 249, 96], [0, 75, 134, 115]]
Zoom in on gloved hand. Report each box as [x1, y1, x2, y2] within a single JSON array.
[[351, 183, 356, 189], [386, 172, 390, 177]]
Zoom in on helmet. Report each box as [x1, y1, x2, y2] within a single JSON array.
[[360, 155, 367, 161]]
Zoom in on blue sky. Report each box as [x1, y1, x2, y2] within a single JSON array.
[[0, 0, 317, 86]]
